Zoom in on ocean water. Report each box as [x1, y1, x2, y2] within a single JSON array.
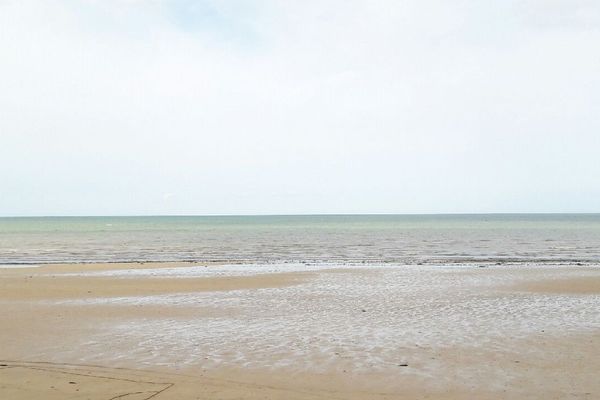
[[0, 214, 599, 265]]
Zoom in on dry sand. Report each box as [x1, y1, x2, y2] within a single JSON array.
[[1, 262, 599, 399]]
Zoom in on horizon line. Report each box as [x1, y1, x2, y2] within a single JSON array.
[[1, 212, 600, 218]]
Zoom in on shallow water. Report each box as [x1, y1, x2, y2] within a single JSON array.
[[53, 264, 600, 372], [1, 214, 600, 265]]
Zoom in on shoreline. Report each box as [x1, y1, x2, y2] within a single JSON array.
[[2, 258, 600, 267]]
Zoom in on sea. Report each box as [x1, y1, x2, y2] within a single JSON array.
[[1, 214, 599, 265]]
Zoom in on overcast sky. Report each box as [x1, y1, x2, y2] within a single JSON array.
[[1, 0, 599, 216]]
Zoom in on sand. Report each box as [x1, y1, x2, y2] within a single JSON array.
[[1, 262, 600, 399]]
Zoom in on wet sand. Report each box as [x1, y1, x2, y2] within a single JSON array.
[[0, 267, 308, 300], [512, 275, 600, 294], [1, 262, 599, 399]]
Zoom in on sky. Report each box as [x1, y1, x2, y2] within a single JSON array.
[[1, 0, 599, 216]]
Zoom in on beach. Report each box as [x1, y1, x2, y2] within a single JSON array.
[[4, 0, 600, 396], [1, 261, 599, 399]]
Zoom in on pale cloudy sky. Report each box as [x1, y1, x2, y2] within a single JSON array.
[[1, 0, 599, 216]]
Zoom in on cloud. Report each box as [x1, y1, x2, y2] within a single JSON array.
[[1, 0, 599, 215]]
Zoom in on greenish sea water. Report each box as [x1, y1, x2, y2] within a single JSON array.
[[1, 214, 599, 265]]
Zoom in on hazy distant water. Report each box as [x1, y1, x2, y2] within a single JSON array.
[[1, 214, 600, 265]]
